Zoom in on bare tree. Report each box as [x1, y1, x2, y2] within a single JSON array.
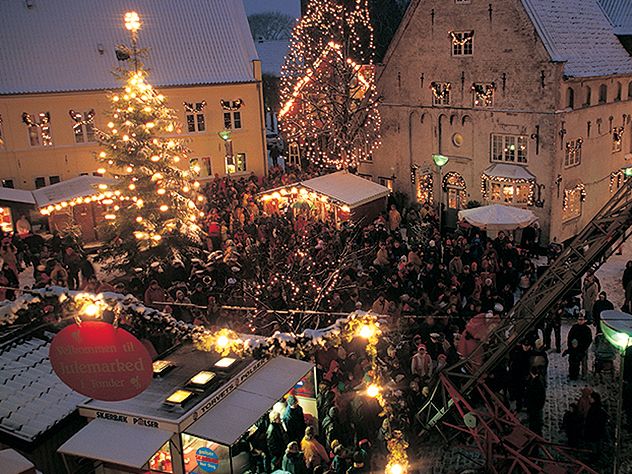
[[248, 12, 295, 41]]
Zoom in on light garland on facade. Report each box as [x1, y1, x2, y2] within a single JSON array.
[[472, 83, 495, 107], [183, 101, 206, 114], [22, 112, 53, 146], [416, 173, 433, 204], [69, 109, 96, 133], [481, 173, 536, 206], [449, 31, 474, 46], [563, 183, 586, 210], [220, 99, 243, 111], [610, 170, 625, 192], [613, 126, 624, 149], [430, 82, 451, 101]]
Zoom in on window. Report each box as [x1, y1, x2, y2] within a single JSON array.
[[443, 172, 467, 209], [489, 182, 532, 206], [225, 152, 246, 174], [221, 100, 243, 129], [628, 82, 632, 100], [0, 115, 4, 146], [22, 112, 52, 147], [563, 185, 585, 221], [450, 31, 473, 56], [613, 127, 624, 153], [34, 177, 46, 189], [69, 109, 95, 143], [566, 87, 575, 109], [564, 138, 583, 167], [49, 176, 61, 185], [2, 179, 14, 188], [491, 134, 528, 163], [584, 86, 591, 107], [431, 82, 451, 106], [472, 83, 495, 107], [416, 173, 433, 204], [616, 82, 622, 102], [599, 84, 607, 104], [379, 177, 394, 191], [184, 102, 206, 132]]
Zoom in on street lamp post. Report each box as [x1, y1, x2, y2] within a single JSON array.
[[432, 154, 449, 233], [600, 309, 632, 474]]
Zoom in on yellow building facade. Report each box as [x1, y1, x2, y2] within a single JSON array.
[[0, 0, 267, 191]]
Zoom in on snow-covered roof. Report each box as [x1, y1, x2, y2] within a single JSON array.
[[599, 0, 632, 35], [300, 171, 390, 209], [482, 164, 536, 181], [32, 176, 114, 208], [255, 40, 291, 76], [0, 0, 259, 95], [0, 187, 36, 206], [521, 0, 632, 77], [0, 336, 86, 442]]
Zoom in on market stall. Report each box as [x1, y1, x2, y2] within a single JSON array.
[[258, 171, 390, 226], [33, 175, 114, 241], [0, 187, 36, 233], [58, 344, 315, 474]]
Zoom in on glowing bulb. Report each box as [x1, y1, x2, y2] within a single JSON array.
[[136, 216, 143, 222], [82, 303, 100, 317], [151, 234, 162, 241], [367, 384, 380, 398], [216, 335, 229, 348], [182, 186, 190, 192], [104, 214, 116, 220], [159, 205, 169, 212], [128, 184, 136, 190], [126, 166, 133, 173], [166, 124, 174, 132], [99, 151, 107, 158], [123, 135, 130, 141], [134, 231, 144, 239], [97, 168, 106, 175], [124, 11, 141, 32], [359, 324, 375, 339], [146, 122, 155, 129], [107, 122, 114, 128], [157, 188, 166, 195], [150, 155, 160, 162], [173, 156, 180, 163], [112, 96, 119, 102]]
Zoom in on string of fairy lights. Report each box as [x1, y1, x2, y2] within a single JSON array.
[[278, 0, 381, 170]]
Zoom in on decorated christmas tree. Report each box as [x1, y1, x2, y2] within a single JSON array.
[[278, 0, 381, 170], [95, 12, 205, 272]]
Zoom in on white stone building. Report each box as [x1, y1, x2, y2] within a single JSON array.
[[362, 0, 632, 243]]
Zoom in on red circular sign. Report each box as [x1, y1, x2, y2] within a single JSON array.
[[49, 321, 153, 401]]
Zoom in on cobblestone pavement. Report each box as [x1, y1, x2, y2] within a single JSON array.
[[419, 241, 632, 473]]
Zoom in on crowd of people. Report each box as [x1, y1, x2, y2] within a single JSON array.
[[0, 163, 626, 471]]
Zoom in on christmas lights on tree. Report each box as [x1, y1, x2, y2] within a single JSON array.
[[95, 12, 205, 272], [278, 0, 381, 170]]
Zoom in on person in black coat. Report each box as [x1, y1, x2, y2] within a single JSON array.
[[585, 392, 608, 462], [525, 368, 546, 435], [281, 441, 308, 474], [266, 411, 287, 470], [592, 291, 614, 329], [283, 395, 306, 444], [567, 313, 593, 378]]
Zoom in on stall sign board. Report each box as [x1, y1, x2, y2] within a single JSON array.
[[195, 447, 219, 472], [50, 321, 153, 401]]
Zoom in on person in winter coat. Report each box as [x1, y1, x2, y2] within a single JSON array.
[[322, 406, 345, 447], [143, 280, 168, 310], [561, 403, 583, 447], [281, 441, 308, 474], [388, 204, 402, 231], [346, 451, 368, 473], [301, 426, 329, 471], [567, 313, 593, 378], [525, 368, 546, 435], [283, 395, 306, 444], [585, 392, 608, 463], [266, 411, 288, 470], [623, 260, 632, 291], [591, 291, 614, 329], [581, 273, 600, 323], [562, 338, 583, 380], [410, 344, 433, 380]]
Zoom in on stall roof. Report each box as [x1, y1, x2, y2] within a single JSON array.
[[32, 175, 114, 208], [0, 449, 35, 474], [300, 171, 390, 209], [186, 357, 313, 445], [482, 164, 536, 181], [0, 187, 36, 206], [0, 336, 87, 443], [58, 419, 172, 468]]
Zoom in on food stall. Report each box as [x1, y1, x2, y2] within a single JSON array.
[[58, 345, 315, 474], [258, 171, 390, 227], [0, 187, 36, 233]]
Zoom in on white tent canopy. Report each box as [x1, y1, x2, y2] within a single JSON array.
[[458, 204, 537, 231], [300, 171, 390, 209], [58, 419, 173, 468], [32, 175, 114, 208], [186, 357, 313, 445]]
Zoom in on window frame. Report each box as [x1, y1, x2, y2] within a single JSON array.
[[221, 100, 243, 130], [564, 138, 583, 167], [34, 177, 46, 189], [451, 31, 474, 57], [1, 179, 14, 189], [490, 134, 528, 164], [431, 82, 451, 106], [184, 102, 206, 133], [563, 187, 584, 221], [488, 181, 532, 206], [472, 83, 495, 108], [225, 152, 247, 174], [70, 110, 96, 144], [48, 176, 61, 185]]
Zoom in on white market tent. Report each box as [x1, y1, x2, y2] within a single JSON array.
[[0, 188, 36, 206], [58, 419, 173, 469], [300, 171, 390, 209], [186, 357, 313, 445], [0, 449, 36, 474], [32, 175, 114, 209], [458, 204, 537, 231]]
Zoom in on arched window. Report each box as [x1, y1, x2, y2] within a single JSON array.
[[584, 86, 592, 107], [628, 82, 632, 99], [599, 84, 607, 103], [615, 82, 622, 101], [566, 87, 575, 109], [442, 171, 467, 210]]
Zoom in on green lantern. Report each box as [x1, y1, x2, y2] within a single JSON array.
[[432, 154, 449, 168], [600, 310, 632, 351]]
